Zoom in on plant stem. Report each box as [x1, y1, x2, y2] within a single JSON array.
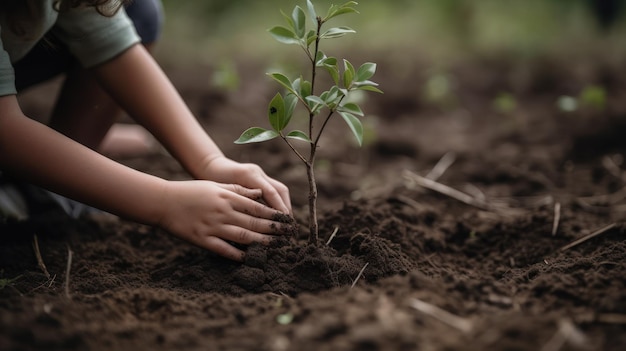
[[305, 18, 325, 245], [306, 161, 318, 244]]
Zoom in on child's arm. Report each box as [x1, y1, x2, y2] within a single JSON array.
[[91, 44, 292, 214], [0, 95, 289, 261]]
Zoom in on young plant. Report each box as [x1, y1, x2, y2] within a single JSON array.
[[235, 0, 382, 245]]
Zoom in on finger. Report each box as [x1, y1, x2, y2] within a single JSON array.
[[267, 178, 292, 214], [256, 177, 291, 214], [218, 183, 262, 200], [231, 211, 290, 235], [221, 224, 276, 245], [231, 195, 283, 220], [201, 236, 245, 262]]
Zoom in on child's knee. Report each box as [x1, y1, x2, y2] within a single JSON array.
[[124, 0, 164, 45]]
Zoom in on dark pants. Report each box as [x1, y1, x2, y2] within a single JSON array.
[[13, 0, 164, 92]]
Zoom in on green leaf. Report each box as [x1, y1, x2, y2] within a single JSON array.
[[317, 55, 339, 84], [268, 93, 286, 131], [326, 86, 343, 105], [356, 85, 384, 94], [315, 51, 326, 66], [326, 66, 340, 85], [343, 59, 356, 88], [356, 62, 376, 82], [354, 80, 383, 93], [285, 94, 298, 124], [235, 127, 279, 144], [339, 102, 364, 116], [291, 77, 302, 94], [329, 6, 359, 19], [292, 6, 306, 38], [268, 73, 297, 95], [320, 26, 356, 39], [306, 30, 317, 47], [286, 130, 312, 143], [280, 10, 295, 32], [320, 87, 342, 108], [339, 111, 363, 146], [268, 26, 300, 45], [325, 2, 359, 21], [306, 0, 317, 23], [305, 95, 325, 113], [357, 85, 384, 94], [299, 79, 312, 98]]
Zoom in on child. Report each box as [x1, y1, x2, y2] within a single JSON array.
[[0, 0, 293, 262]]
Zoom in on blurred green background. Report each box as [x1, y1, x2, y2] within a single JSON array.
[[155, 0, 626, 66]]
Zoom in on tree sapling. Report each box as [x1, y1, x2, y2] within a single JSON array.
[[235, 0, 382, 245]]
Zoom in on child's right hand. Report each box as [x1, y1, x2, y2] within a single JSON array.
[[156, 180, 292, 262]]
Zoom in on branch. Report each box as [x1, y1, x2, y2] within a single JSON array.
[[280, 134, 310, 166], [403, 170, 494, 211], [552, 202, 561, 236], [409, 298, 473, 333], [32, 235, 50, 279], [559, 223, 617, 252], [314, 95, 347, 147]]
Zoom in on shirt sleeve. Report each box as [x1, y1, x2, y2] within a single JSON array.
[[0, 27, 17, 97], [52, 6, 141, 68]]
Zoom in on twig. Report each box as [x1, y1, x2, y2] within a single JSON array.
[[463, 183, 486, 203], [578, 186, 626, 205], [409, 298, 472, 333], [64, 246, 73, 299], [326, 226, 339, 246], [32, 235, 50, 279], [559, 223, 617, 252], [403, 170, 493, 211], [350, 262, 369, 289], [540, 319, 588, 351], [574, 198, 612, 214], [552, 202, 561, 236], [426, 152, 456, 181], [396, 194, 428, 212], [28, 274, 57, 294]]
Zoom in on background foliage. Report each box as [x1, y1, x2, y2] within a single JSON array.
[[156, 0, 626, 66]]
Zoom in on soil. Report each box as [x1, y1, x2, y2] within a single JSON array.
[[2, 51, 626, 351]]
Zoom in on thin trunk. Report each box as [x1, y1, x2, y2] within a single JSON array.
[[306, 161, 318, 245], [305, 19, 323, 245]]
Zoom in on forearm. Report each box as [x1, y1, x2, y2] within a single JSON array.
[[93, 44, 223, 179], [0, 108, 167, 225]]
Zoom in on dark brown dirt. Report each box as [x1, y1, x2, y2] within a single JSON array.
[[2, 51, 626, 350]]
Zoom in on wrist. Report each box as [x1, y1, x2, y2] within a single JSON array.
[[144, 178, 172, 228], [192, 153, 227, 180]]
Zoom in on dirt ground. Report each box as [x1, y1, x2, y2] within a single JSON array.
[[1, 50, 626, 351]]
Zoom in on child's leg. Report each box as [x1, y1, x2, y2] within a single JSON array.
[[48, 0, 164, 156]]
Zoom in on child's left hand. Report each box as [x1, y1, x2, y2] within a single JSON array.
[[200, 156, 292, 215]]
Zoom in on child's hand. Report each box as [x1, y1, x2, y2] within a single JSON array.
[[200, 156, 292, 215], [157, 180, 291, 261]]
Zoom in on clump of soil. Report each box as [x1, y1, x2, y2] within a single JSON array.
[[232, 230, 414, 295]]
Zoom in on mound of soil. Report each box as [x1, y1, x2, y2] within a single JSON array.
[[2, 52, 626, 350]]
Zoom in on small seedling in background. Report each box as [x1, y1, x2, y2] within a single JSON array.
[[557, 85, 607, 113], [0, 271, 21, 290], [493, 92, 517, 114], [423, 71, 457, 110], [235, 0, 382, 245], [211, 61, 240, 92], [579, 85, 607, 110]]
